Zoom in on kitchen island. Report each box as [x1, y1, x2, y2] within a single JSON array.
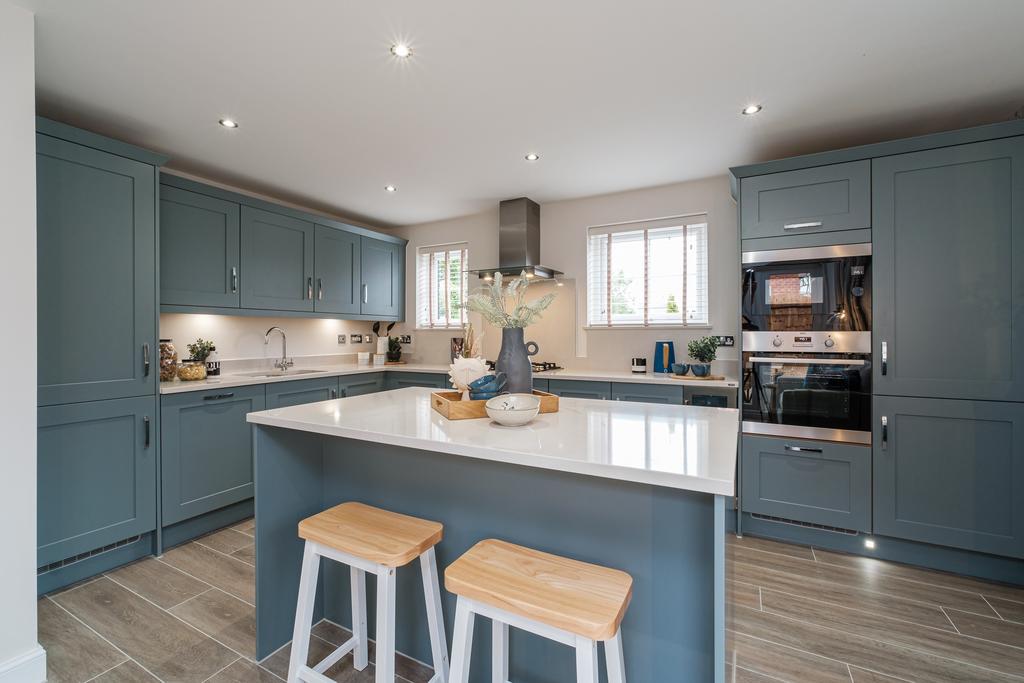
[[248, 387, 737, 682]]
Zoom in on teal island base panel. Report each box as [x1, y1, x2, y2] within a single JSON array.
[[254, 425, 727, 683]]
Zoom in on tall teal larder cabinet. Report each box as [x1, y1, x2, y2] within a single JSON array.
[[35, 118, 166, 594]]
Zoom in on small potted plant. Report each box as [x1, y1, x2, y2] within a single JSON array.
[[686, 336, 718, 377], [187, 338, 215, 363], [387, 335, 402, 362]]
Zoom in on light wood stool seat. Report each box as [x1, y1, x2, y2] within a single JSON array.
[[444, 539, 632, 683], [288, 503, 449, 683]]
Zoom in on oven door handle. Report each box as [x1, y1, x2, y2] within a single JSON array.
[[749, 357, 865, 366]]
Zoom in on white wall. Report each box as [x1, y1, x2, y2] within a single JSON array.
[[0, 1, 46, 680], [387, 175, 740, 375]]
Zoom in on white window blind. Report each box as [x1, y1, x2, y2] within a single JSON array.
[[416, 243, 469, 329], [587, 215, 708, 327]]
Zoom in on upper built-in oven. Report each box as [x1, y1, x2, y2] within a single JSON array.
[[742, 243, 871, 334]]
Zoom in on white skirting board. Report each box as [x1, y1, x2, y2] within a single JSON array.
[[0, 645, 46, 683]]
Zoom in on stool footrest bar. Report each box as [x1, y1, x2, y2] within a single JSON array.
[[312, 636, 358, 675]]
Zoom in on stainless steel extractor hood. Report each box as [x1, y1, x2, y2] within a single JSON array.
[[470, 197, 563, 280]]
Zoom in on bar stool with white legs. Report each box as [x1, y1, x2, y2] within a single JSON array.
[[445, 539, 632, 683], [287, 502, 449, 683]]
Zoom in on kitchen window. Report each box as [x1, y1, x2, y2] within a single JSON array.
[[416, 242, 469, 329], [587, 215, 709, 327]]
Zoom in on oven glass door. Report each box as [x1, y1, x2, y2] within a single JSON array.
[[742, 255, 871, 333], [742, 354, 871, 432]]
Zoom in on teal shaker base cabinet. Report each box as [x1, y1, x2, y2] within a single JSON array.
[[160, 185, 240, 308], [240, 206, 315, 312], [36, 133, 156, 406], [873, 396, 1024, 559], [872, 136, 1024, 403], [547, 380, 612, 400], [160, 385, 265, 526], [611, 382, 684, 404], [385, 372, 449, 390], [339, 372, 385, 397], [37, 397, 157, 567], [265, 376, 338, 408]]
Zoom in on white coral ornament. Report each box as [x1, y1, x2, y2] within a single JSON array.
[[448, 356, 488, 400]]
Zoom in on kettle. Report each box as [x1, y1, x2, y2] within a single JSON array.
[[653, 341, 675, 374]]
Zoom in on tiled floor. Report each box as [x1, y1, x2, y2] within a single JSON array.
[[40, 524, 1024, 682]]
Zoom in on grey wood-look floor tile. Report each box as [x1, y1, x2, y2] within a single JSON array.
[[207, 659, 283, 682], [52, 577, 238, 682], [730, 557, 956, 631], [106, 557, 210, 609], [730, 603, 1024, 683], [811, 548, 1024, 605], [988, 596, 1024, 624], [724, 662, 786, 682], [197, 528, 256, 555], [231, 544, 255, 566], [38, 598, 127, 683], [729, 545, 998, 617], [727, 579, 762, 610], [849, 667, 912, 683], [945, 607, 1024, 650], [311, 620, 433, 683], [160, 542, 255, 604], [233, 518, 255, 536], [728, 534, 815, 561], [727, 630, 852, 683], [759, 587, 1024, 677], [168, 588, 256, 659], [91, 659, 161, 682]]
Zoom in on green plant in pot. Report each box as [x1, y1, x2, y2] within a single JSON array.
[[387, 335, 402, 362], [686, 336, 718, 377], [187, 338, 215, 362]]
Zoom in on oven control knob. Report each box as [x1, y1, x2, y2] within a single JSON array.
[[824, 338, 835, 348], [772, 337, 783, 347]]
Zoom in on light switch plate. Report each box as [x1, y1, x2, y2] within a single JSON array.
[[351, 333, 363, 343], [365, 336, 374, 344], [399, 334, 412, 344], [337, 334, 346, 344]]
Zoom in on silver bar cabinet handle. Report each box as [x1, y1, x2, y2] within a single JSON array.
[[142, 343, 150, 376], [317, 277, 324, 301], [143, 416, 150, 447], [330, 388, 337, 399], [362, 284, 368, 304], [785, 444, 823, 454], [231, 266, 238, 293], [783, 221, 823, 230], [881, 415, 888, 450], [307, 277, 313, 300], [881, 341, 888, 376]]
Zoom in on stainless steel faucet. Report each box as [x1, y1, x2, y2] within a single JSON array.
[[264, 326, 293, 371]]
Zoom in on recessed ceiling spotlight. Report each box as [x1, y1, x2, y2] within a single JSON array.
[[525, 153, 540, 162], [384, 184, 397, 193], [741, 104, 763, 116], [390, 44, 412, 58], [219, 118, 239, 129]]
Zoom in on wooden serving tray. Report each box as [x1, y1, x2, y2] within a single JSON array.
[[431, 390, 559, 420], [667, 373, 726, 381]]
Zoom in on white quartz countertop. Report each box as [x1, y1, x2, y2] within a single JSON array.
[[160, 363, 737, 394], [247, 387, 738, 496]]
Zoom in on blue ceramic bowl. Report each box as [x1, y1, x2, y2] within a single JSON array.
[[691, 363, 711, 377], [671, 363, 690, 376]]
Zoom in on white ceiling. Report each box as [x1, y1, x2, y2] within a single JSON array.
[[18, 0, 1024, 227]]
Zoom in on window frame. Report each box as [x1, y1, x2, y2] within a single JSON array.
[[415, 242, 470, 330], [585, 214, 710, 329]]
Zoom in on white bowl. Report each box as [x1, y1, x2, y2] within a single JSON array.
[[485, 393, 541, 426]]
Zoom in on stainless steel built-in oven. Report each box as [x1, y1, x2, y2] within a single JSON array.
[[741, 244, 872, 443]]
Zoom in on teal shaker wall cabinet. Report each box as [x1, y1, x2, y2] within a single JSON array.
[[314, 225, 361, 315], [160, 185, 241, 308], [360, 236, 403, 318], [160, 385, 266, 526], [37, 396, 158, 567], [873, 137, 1024, 403], [339, 372, 386, 397], [36, 131, 158, 406], [240, 206, 316, 312], [873, 396, 1024, 559], [265, 376, 339, 408]]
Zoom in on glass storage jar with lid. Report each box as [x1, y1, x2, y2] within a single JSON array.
[[159, 339, 178, 381]]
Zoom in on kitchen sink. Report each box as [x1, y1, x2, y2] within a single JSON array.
[[236, 368, 327, 378]]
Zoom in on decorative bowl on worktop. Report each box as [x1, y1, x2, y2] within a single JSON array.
[[485, 393, 541, 426]]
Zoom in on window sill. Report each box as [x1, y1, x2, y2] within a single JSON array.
[[415, 326, 466, 332], [583, 324, 713, 331]]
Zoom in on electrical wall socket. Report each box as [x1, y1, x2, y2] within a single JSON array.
[[350, 333, 363, 343], [337, 334, 346, 344], [716, 335, 735, 347], [399, 334, 412, 344]]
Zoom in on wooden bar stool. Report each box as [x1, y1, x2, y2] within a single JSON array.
[[288, 502, 449, 683], [444, 539, 632, 683]]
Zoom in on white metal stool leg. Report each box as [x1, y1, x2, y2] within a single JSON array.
[[449, 597, 476, 683], [491, 619, 509, 683], [350, 567, 368, 671], [420, 547, 450, 683], [574, 635, 599, 683], [605, 629, 626, 683], [375, 566, 397, 683], [287, 543, 321, 683]]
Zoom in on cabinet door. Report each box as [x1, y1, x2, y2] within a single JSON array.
[[873, 137, 1024, 402], [360, 237, 402, 318], [533, 378, 550, 393], [386, 372, 449, 390], [240, 206, 314, 312], [160, 185, 240, 307], [38, 397, 157, 566], [339, 373, 385, 397], [161, 385, 265, 525], [547, 380, 612, 400], [874, 396, 1024, 558], [265, 377, 339, 408], [37, 134, 156, 405], [741, 434, 871, 532], [314, 225, 361, 315], [740, 161, 870, 240], [611, 382, 684, 404]]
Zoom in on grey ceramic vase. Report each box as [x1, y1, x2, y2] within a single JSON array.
[[496, 327, 539, 394]]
